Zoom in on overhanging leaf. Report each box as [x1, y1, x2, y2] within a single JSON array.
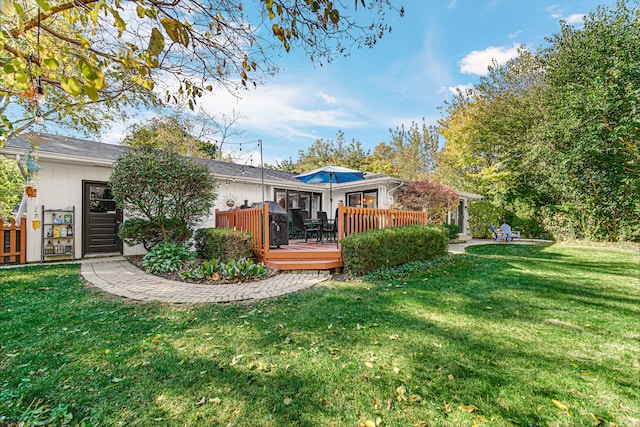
[[147, 28, 165, 57], [42, 58, 59, 70], [61, 77, 83, 96]]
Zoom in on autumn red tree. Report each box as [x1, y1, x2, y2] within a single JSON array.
[[394, 180, 459, 224]]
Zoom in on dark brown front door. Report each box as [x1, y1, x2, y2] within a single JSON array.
[[83, 181, 122, 255]]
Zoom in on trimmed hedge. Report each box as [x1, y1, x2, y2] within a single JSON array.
[[193, 227, 254, 262], [340, 225, 448, 275]]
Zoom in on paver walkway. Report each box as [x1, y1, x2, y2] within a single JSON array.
[[80, 239, 539, 304], [81, 259, 330, 304]]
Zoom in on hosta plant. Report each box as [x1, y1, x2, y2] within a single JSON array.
[[180, 258, 266, 283], [142, 243, 194, 274]]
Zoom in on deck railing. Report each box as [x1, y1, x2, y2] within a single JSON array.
[[336, 203, 429, 242], [215, 207, 265, 255], [1, 218, 27, 265], [215, 203, 429, 262]]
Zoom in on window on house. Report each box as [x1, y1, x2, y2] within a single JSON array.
[[346, 190, 378, 209], [274, 189, 323, 217]]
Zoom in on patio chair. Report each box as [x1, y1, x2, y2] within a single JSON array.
[[290, 208, 319, 243], [490, 223, 506, 242], [317, 210, 337, 243]]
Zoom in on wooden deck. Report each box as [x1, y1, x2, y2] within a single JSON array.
[[261, 239, 342, 271], [216, 203, 429, 272]]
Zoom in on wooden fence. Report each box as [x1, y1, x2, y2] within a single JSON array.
[[215, 203, 429, 260], [215, 207, 265, 255], [337, 204, 429, 240], [1, 218, 27, 265]]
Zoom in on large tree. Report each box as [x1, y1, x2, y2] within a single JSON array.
[[120, 109, 243, 158], [437, 49, 546, 207], [437, 1, 640, 241], [385, 118, 441, 180], [0, 0, 402, 144], [289, 131, 371, 172], [538, 0, 640, 240]]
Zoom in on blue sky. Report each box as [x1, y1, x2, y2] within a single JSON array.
[[100, 0, 617, 165]]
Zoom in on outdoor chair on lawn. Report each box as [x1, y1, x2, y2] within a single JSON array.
[[291, 208, 320, 243], [490, 223, 507, 242]]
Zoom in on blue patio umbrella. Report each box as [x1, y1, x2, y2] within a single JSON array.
[[295, 165, 365, 217]]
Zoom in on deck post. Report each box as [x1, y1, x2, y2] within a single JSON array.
[[263, 203, 270, 261], [337, 202, 345, 246]]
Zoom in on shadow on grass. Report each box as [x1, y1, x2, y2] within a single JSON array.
[[1, 245, 638, 426]]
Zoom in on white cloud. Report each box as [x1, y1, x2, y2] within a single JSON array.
[[545, 5, 564, 19], [195, 77, 365, 143], [98, 111, 156, 145], [459, 44, 520, 76], [545, 5, 585, 25], [447, 84, 474, 96], [447, 0, 456, 9], [509, 30, 523, 39], [565, 13, 585, 24], [316, 91, 339, 105]]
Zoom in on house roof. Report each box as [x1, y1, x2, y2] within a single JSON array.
[[1, 132, 483, 199], [1, 132, 301, 184]]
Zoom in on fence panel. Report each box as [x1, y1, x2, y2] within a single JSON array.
[[215, 207, 264, 255], [337, 204, 429, 243], [1, 218, 26, 265]]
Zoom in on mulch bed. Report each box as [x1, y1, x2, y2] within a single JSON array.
[[126, 255, 278, 285]]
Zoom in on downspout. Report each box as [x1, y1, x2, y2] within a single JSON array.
[[387, 180, 405, 206]]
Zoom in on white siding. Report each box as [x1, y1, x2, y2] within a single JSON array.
[[23, 160, 113, 262]]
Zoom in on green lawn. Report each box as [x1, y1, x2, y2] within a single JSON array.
[[1, 244, 638, 426]]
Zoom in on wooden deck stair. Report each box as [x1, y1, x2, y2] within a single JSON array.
[[262, 241, 342, 271]]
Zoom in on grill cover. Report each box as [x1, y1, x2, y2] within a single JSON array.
[[255, 201, 289, 247]]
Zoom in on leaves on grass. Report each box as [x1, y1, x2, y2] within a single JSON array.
[[552, 399, 569, 411], [283, 397, 293, 405], [396, 385, 407, 401], [230, 354, 244, 366], [589, 413, 603, 425], [460, 403, 479, 412], [443, 400, 452, 413]]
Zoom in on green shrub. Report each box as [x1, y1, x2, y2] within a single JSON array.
[[109, 149, 217, 247], [468, 201, 503, 238], [193, 228, 253, 262], [142, 243, 194, 274], [180, 258, 266, 282], [340, 225, 448, 275], [441, 223, 461, 241], [119, 218, 192, 251]]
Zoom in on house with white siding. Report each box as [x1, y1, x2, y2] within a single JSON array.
[[1, 132, 481, 263]]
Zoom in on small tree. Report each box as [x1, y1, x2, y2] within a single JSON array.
[[109, 149, 217, 249], [0, 157, 23, 220], [394, 180, 459, 224]]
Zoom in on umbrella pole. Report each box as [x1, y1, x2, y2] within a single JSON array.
[[329, 172, 333, 221]]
